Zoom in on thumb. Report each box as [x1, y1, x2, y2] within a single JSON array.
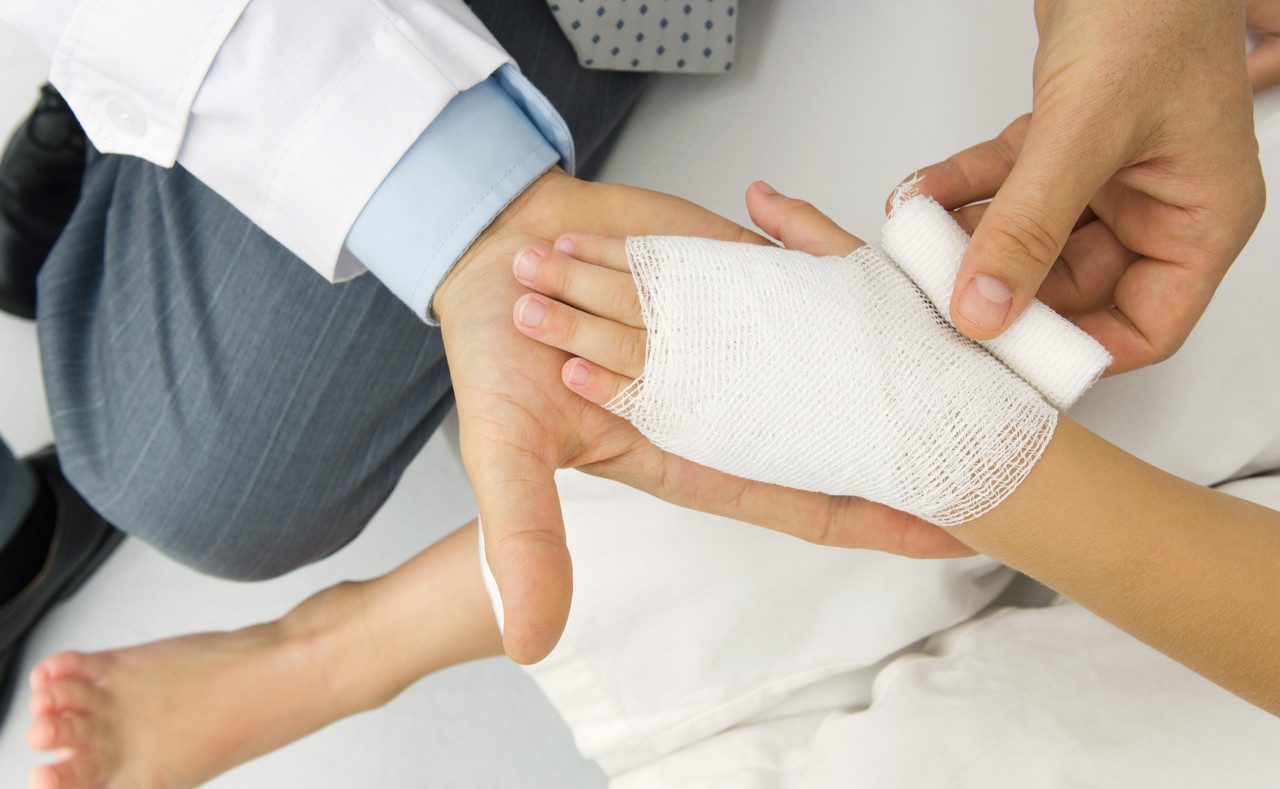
[[464, 439, 572, 665], [950, 115, 1119, 340]]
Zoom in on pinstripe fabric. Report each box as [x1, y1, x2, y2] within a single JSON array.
[[0, 0, 649, 576]]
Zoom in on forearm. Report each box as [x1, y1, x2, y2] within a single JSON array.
[[952, 418, 1280, 714]]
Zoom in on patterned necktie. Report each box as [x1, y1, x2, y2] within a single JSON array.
[[548, 1, 739, 74]]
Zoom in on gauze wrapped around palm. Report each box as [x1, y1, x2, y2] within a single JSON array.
[[514, 194, 1110, 526]]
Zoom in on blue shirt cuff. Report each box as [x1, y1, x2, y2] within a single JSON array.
[[345, 65, 574, 323]]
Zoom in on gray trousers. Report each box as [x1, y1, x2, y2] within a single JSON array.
[[0, 0, 648, 580]]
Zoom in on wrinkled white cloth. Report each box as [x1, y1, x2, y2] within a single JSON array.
[[479, 472, 1280, 788], [604, 198, 1108, 526]]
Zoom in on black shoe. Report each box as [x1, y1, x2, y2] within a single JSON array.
[[0, 447, 122, 733], [0, 85, 87, 320]]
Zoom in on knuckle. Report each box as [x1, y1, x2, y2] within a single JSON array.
[[617, 329, 646, 370], [814, 497, 853, 548], [554, 304, 579, 341], [1147, 331, 1185, 364], [939, 157, 973, 194], [989, 207, 1062, 274], [610, 282, 641, 320], [785, 198, 817, 217], [998, 114, 1032, 151], [549, 256, 573, 294], [778, 200, 817, 235]]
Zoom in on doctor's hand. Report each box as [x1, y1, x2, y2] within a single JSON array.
[[900, 0, 1264, 374], [433, 173, 971, 664]]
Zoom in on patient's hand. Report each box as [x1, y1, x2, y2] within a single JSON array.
[[510, 180, 1003, 539], [435, 174, 969, 664]]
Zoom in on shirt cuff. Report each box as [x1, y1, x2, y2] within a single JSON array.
[[345, 65, 573, 323]]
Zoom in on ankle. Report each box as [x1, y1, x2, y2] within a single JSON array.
[[277, 580, 408, 715]]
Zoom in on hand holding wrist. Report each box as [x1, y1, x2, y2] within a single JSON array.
[[432, 168, 582, 324]]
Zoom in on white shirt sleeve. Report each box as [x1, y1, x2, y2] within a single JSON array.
[[1, 0, 514, 281]]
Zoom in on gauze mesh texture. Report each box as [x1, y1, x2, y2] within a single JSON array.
[[882, 196, 1112, 410], [605, 213, 1077, 526]]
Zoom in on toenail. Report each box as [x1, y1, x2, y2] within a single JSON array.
[[32, 719, 54, 743], [553, 235, 576, 256]]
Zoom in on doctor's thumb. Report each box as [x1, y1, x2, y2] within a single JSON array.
[[948, 123, 1113, 341]]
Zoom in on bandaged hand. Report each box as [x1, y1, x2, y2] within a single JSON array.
[[513, 183, 1108, 526], [437, 172, 973, 666]]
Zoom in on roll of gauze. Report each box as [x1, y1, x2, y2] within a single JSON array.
[[882, 196, 1111, 410], [605, 236, 1058, 527]]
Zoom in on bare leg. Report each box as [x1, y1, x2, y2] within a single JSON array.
[[24, 521, 500, 789]]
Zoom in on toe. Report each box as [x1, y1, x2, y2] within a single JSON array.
[[28, 758, 84, 789], [31, 653, 101, 689], [30, 680, 107, 715], [28, 761, 67, 789], [27, 712, 92, 752]]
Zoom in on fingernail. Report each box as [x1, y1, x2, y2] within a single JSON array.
[[513, 247, 543, 281], [517, 298, 547, 329], [755, 180, 777, 195], [566, 360, 590, 386], [553, 235, 575, 255], [956, 274, 1013, 331]]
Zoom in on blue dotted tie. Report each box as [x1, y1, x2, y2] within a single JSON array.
[[548, 1, 738, 73]]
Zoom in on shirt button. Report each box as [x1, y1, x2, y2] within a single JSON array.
[[105, 96, 147, 137]]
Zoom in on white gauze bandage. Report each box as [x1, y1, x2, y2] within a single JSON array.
[[603, 196, 1110, 527], [882, 195, 1111, 410]]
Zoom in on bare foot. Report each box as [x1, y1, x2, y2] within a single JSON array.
[[24, 585, 375, 789], [24, 522, 499, 788]]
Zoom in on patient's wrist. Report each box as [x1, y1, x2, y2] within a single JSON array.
[[948, 417, 1115, 555]]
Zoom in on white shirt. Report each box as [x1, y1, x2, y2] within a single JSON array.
[[0, 0, 514, 281]]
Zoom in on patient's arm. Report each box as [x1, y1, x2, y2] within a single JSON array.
[[512, 182, 1280, 715], [952, 418, 1280, 716]]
